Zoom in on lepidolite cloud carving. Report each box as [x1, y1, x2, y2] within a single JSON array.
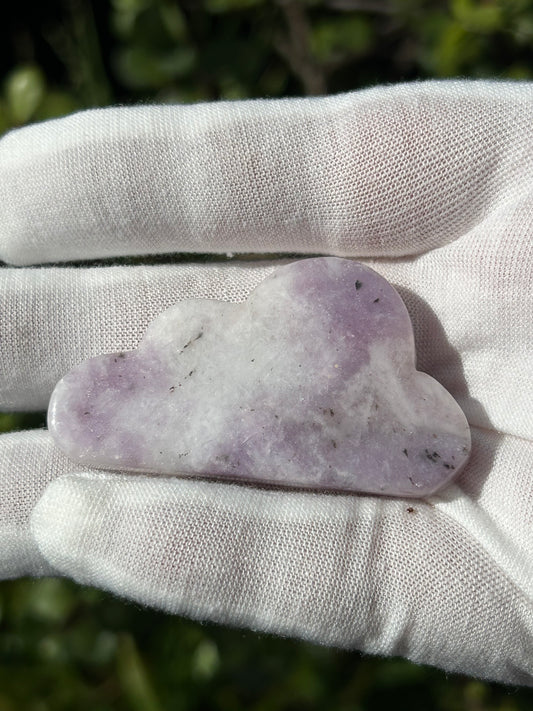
[[48, 257, 470, 497]]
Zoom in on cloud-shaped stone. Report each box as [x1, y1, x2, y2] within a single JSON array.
[[48, 257, 470, 497]]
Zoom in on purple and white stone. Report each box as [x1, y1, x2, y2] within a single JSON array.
[[48, 257, 471, 497]]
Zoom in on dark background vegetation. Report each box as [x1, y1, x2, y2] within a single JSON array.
[[1, 1, 533, 709]]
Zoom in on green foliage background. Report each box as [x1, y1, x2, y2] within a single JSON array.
[[2, 1, 533, 708]]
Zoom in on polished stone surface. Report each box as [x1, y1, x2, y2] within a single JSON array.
[[48, 257, 470, 497]]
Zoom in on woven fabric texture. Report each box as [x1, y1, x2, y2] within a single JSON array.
[[0, 79, 531, 685]]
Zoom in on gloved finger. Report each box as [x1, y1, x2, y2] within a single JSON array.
[[372, 221, 533, 443], [0, 429, 75, 578], [0, 261, 277, 411], [1, 81, 532, 265], [30, 427, 533, 687]]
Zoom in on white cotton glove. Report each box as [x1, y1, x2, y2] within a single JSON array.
[[0, 80, 532, 686]]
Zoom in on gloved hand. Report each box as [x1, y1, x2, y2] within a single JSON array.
[[0, 80, 531, 686]]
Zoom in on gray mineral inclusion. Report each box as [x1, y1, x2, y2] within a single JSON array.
[[48, 257, 471, 497]]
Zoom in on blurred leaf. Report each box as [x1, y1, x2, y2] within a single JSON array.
[[310, 15, 374, 63], [206, 0, 265, 12], [37, 633, 69, 663], [117, 634, 161, 711], [512, 13, 533, 43], [429, 19, 482, 76], [115, 44, 195, 88], [90, 630, 118, 666], [287, 660, 324, 703], [0, 414, 22, 434], [4, 65, 46, 124], [257, 66, 288, 96], [114, 46, 169, 88], [505, 62, 533, 78], [0, 100, 10, 135], [191, 639, 220, 681], [159, 46, 197, 77], [34, 90, 79, 120], [0, 412, 46, 433], [159, 4, 188, 41], [154, 86, 211, 103], [219, 74, 248, 99], [112, 0, 153, 37], [115, 4, 178, 48], [18, 578, 76, 625], [115, 0, 152, 10], [464, 679, 489, 706], [373, 657, 429, 687], [452, 0, 504, 33]]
